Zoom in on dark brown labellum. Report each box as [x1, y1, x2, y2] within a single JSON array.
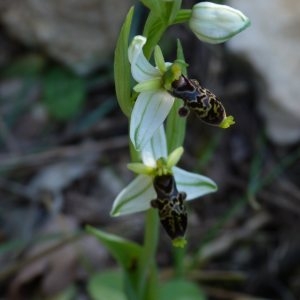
[[168, 75, 226, 126], [151, 174, 187, 240]]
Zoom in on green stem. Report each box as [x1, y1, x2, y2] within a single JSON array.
[[166, 99, 186, 153], [173, 246, 185, 278], [127, 5, 192, 299], [138, 208, 159, 300], [173, 9, 192, 24], [166, 39, 187, 152]]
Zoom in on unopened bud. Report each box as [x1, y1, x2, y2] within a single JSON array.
[[189, 2, 250, 44]]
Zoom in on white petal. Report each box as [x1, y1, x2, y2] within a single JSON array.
[[141, 125, 168, 167], [131, 54, 161, 83], [130, 91, 174, 151], [110, 175, 155, 216], [128, 35, 160, 82], [128, 35, 146, 64], [173, 167, 217, 200]]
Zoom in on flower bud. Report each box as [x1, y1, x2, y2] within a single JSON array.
[[189, 2, 250, 44]]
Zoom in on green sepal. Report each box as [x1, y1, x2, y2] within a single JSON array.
[[154, 45, 166, 73], [167, 146, 184, 168], [114, 7, 134, 117]]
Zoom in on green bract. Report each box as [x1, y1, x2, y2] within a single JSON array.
[[111, 126, 217, 216], [189, 2, 250, 44]]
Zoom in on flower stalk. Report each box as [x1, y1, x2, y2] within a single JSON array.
[[90, 1, 250, 299]]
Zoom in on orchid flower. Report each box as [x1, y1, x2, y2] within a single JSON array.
[[128, 35, 183, 151], [111, 125, 217, 217]]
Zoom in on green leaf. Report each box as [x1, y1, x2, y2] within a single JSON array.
[[114, 7, 134, 117], [163, 0, 182, 25], [86, 227, 141, 300], [141, 0, 182, 26], [140, 0, 163, 17], [87, 270, 126, 300], [86, 226, 142, 271], [42, 67, 85, 121], [159, 279, 207, 300]]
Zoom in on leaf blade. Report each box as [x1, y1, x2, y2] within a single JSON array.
[[86, 226, 142, 270], [114, 7, 135, 117]]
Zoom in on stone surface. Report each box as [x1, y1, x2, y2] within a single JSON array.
[[228, 0, 300, 145], [0, 0, 133, 75]]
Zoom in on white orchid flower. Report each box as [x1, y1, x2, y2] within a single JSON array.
[[111, 126, 217, 216], [189, 2, 250, 44], [128, 35, 182, 151]]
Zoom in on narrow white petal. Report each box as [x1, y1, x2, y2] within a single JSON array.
[[130, 91, 174, 151], [110, 175, 155, 216], [131, 53, 161, 82], [173, 167, 217, 200], [128, 35, 146, 63], [141, 125, 168, 167], [128, 36, 160, 82]]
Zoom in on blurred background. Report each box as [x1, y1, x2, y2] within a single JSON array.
[[0, 0, 299, 299]]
